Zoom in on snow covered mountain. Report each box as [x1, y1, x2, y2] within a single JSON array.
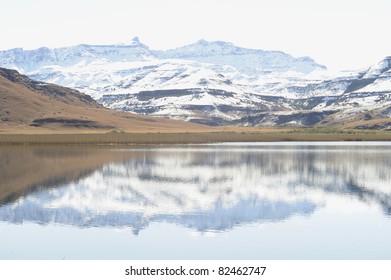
[[0, 37, 154, 72], [1, 38, 390, 128], [0, 37, 324, 74], [154, 39, 325, 75]]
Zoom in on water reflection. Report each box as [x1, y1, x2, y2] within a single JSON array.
[[0, 143, 391, 234]]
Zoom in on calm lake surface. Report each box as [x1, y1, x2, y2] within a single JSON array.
[[1, 142, 391, 259]]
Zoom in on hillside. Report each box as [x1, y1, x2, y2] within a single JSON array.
[[0, 67, 206, 133]]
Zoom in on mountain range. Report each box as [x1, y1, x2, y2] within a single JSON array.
[[1, 37, 390, 129]]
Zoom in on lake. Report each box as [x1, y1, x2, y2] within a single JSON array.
[[1, 142, 391, 259]]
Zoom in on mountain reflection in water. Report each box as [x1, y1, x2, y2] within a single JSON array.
[[1, 143, 391, 234]]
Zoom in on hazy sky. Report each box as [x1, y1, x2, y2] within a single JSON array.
[[1, 0, 390, 71]]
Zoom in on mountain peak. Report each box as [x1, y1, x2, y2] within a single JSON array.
[[193, 39, 233, 48], [131, 36, 140, 44], [376, 56, 391, 66], [128, 36, 150, 52], [363, 56, 391, 78], [381, 56, 391, 68], [195, 39, 208, 45]]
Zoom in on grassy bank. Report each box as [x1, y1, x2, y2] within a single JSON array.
[[1, 128, 391, 145]]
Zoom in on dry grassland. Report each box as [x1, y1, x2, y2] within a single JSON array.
[[1, 127, 391, 145]]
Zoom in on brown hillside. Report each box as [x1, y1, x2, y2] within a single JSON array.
[[0, 67, 208, 133]]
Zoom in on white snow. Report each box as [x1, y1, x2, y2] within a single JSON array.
[[0, 39, 390, 125]]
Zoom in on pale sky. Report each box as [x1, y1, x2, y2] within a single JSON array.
[[1, 0, 390, 71]]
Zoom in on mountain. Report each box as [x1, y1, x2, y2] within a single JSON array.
[[0, 38, 390, 129], [0, 67, 204, 131], [154, 39, 326, 75], [0, 37, 154, 72], [227, 56, 391, 128], [0, 37, 325, 74]]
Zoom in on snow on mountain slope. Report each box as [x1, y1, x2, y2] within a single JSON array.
[[28, 56, 295, 125], [354, 57, 391, 93], [0, 37, 154, 73], [1, 38, 390, 128], [321, 57, 391, 122], [362, 56, 391, 79], [155, 39, 326, 75]]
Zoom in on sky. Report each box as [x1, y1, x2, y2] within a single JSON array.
[[1, 0, 390, 71]]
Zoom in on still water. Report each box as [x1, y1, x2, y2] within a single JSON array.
[[0, 142, 391, 259]]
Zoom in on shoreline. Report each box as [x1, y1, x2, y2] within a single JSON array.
[[1, 129, 391, 145]]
